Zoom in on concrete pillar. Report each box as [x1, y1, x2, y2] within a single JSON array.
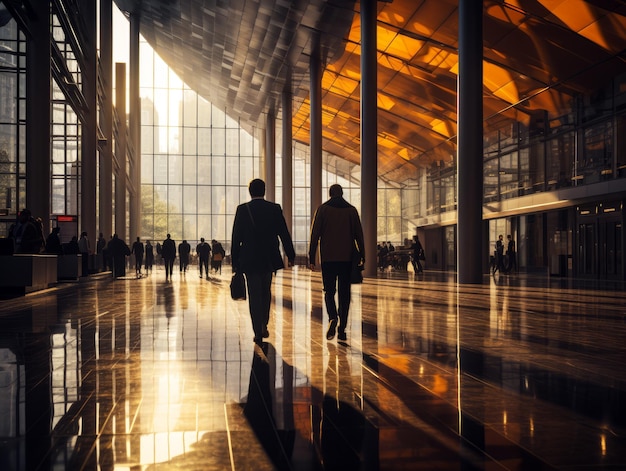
[[282, 84, 293, 235], [26, 2, 51, 227], [259, 127, 266, 181], [360, 0, 378, 278], [115, 63, 127, 241], [81, 0, 97, 253], [457, 0, 484, 284], [310, 42, 322, 234], [129, 12, 141, 240], [265, 111, 276, 202], [99, 0, 113, 239]]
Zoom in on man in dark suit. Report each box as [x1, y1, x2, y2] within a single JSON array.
[[161, 234, 176, 281], [231, 179, 295, 343]]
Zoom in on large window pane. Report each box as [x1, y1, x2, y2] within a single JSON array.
[[198, 99, 211, 127], [500, 152, 519, 201], [617, 114, 626, 178], [581, 121, 613, 184], [226, 155, 239, 186], [168, 185, 182, 213], [547, 132, 574, 189], [141, 153, 154, 184], [226, 128, 239, 155], [225, 186, 239, 215], [484, 158, 499, 203], [212, 106, 225, 127], [197, 128, 211, 155], [142, 125, 154, 154], [197, 186, 211, 214], [183, 186, 197, 214], [211, 156, 225, 185], [183, 127, 197, 155], [212, 128, 225, 155], [183, 90, 197, 126], [169, 155, 183, 185], [197, 156, 211, 184], [183, 154, 197, 185]]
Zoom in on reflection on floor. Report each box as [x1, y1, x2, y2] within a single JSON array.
[[0, 265, 625, 470]]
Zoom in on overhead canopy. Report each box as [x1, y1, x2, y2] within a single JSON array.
[[113, 0, 626, 184]]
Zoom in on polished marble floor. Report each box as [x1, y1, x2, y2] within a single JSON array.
[[0, 264, 625, 470]]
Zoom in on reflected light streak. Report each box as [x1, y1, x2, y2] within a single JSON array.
[[433, 375, 448, 394]]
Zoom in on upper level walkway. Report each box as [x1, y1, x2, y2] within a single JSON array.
[[0, 264, 624, 470]]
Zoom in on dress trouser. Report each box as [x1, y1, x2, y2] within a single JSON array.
[[321, 261, 352, 331], [245, 271, 273, 339], [199, 257, 209, 276], [164, 257, 174, 277]]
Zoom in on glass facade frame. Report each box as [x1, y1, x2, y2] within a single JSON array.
[[0, 16, 24, 231]]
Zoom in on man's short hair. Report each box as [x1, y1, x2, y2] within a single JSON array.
[[249, 178, 266, 197], [329, 184, 343, 197]]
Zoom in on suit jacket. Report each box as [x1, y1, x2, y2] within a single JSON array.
[[161, 238, 176, 259], [231, 198, 295, 273]]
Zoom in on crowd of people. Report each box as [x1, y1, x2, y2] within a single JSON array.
[[4, 208, 230, 281], [491, 233, 517, 275], [377, 236, 424, 273], [110, 234, 228, 280]]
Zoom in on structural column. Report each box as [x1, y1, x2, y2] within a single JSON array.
[[26, 2, 51, 226], [360, 0, 378, 278], [129, 12, 141, 240], [115, 63, 127, 241], [99, 0, 113, 239], [81, 0, 98, 253], [265, 111, 276, 202], [282, 83, 293, 235], [457, 0, 484, 284], [310, 42, 322, 234]]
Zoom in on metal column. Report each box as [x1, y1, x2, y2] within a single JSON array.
[[282, 84, 293, 235], [129, 12, 141, 240], [81, 0, 97, 252], [25, 2, 51, 227], [310, 43, 322, 228], [361, 0, 378, 278], [265, 111, 276, 202], [99, 0, 113, 240], [457, 0, 484, 284], [115, 63, 127, 241]]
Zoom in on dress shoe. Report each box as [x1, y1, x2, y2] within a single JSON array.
[[337, 330, 347, 341], [262, 328, 269, 338], [326, 319, 338, 340]]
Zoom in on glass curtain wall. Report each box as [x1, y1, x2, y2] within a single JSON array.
[[427, 73, 626, 215], [139, 38, 261, 251], [139, 37, 412, 255], [0, 14, 24, 235], [51, 9, 81, 223]]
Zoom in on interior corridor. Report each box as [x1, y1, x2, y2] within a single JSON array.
[[0, 265, 625, 470]]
